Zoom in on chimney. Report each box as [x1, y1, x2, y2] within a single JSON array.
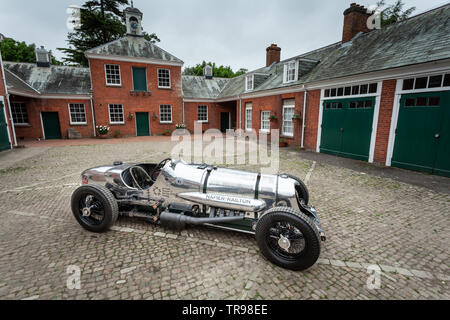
[[203, 64, 213, 79], [342, 3, 371, 43], [266, 44, 281, 67], [35, 46, 51, 67]]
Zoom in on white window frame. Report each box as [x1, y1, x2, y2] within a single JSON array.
[[260, 110, 270, 133], [245, 103, 252, 131], [104, 64, 121, 86], [11, 102, 29, 125], [108, 104, 124, 124], [282, 101, 295, 137], [245, 74, 254, 91], [197, 105, 208, 122], [68, 103, 87, 125], [283, 60, 298, 83], [159, 104, 172, 123], [158, 68, 171, 89]]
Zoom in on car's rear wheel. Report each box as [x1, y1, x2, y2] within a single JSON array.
[[255, 207, 320, 270], [71, 184, 118, 233]]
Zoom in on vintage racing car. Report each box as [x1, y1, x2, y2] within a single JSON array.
[[71, 158, 326, 270]]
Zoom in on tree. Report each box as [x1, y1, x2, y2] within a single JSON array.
[[0, 37, 62, 64], [59, 0, 160, 66], [376, 0, 416, 26], [183, 61, 248, 78]]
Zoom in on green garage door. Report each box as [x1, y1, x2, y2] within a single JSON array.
[[320, 97, 375, 161], [0, 101, 11, 151], [392, 91, 450, 177]]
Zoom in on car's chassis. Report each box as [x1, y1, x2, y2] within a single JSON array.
[[71, 158, 325, 270]]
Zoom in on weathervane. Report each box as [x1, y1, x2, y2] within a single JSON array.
[[131, 0, 134, 8]]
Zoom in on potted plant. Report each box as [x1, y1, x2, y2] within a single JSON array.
[[128, 112, 134, 120], [152, 113, 158, 121], [279, 138, 288, 147], [96, 125, 110, 138], [292, 113, 302, 121], [269, 115, 277, 122], [163, 129, 172, 136], [113, 130, 121, 138]]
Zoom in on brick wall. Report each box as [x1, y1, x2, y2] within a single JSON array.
[[89, 58, 183, 136], [238, 92, 304, 146], [303, 89, 321, 150], [9, 96, 94, 140], [374, 79, 396, 164], [184, 101, 236, 133]]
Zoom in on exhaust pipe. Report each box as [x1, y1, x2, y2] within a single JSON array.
[[159, 211, 244, 230]]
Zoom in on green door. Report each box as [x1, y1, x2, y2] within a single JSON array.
[[41, 112, 61, 139], [135, 112, 150, 136], [0, 101, 11, 151], [392, 91, 450, 177], [132, 67, 147, 91], [320, 97, 375, 161], [220, 112, 230, 133]]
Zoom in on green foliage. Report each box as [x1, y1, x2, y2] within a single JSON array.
[[59, 0, 160, 66], [376, 0, 416, 26], [0, 37, 62, 64], [183, 61, 248, 78]]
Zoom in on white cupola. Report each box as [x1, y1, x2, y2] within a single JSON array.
[[124, 3, 143, 36]]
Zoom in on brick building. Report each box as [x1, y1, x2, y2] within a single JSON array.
[[0, 3, 449, 176]]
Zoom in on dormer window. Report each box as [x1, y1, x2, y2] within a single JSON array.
[[283, 60, 298, 83], [245, 74, 254, 91]]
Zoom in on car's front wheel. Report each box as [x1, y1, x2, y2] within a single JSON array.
[[255, 207, 321, 270], [71, 184, 118, 233]]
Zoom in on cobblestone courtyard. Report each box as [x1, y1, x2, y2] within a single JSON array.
[[0, 138, 448, 300]]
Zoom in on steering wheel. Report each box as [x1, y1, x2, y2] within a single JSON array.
[[129, 166, 153, 190], [150, 158, 171, 181]]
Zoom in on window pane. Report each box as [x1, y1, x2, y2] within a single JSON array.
[[352, 85, 359, 95], [11, 103, 28, 124], [368, 83, 378, 93], [69, 104, 86, 124], [197, 105, 208, 121], [357, 100, 364, 108], [109, 104, 124, 123], [365, 100, 372, 108], [325, 102, 331, 109], [360, 84, 368, 94], [416, 97, 427, 106], [443, 74, 450, 87], [158, 69, 170, 88], [105, 64, 121, 85], [428, 75, 442, 88], [337, 88, 344, 96], [337, 102, 343, 109], [414, 77, 427, 89], [344, 87, 351, 95], [349, 101, 356, 108], [330, 88, 336, 97], [159, 105, 172, 122], [324, 89, 330, 97], [245, 107, 252, 129], [405, 98, 415, 107], [428, 96, 440, 106], [282, 106, 294, 136], [261, 111, 270, 130], [402, 79, 414, 90]]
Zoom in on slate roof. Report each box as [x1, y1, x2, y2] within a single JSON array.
[[182, 75, 230, 99], [4, 62, 91, 95], [85, 35, 183, 64]]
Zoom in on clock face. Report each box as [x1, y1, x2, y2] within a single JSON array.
[[130, 21, 138, 30]]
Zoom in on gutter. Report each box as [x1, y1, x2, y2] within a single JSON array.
[[301, 86, 307, 149], [0, 49, 17, 146]]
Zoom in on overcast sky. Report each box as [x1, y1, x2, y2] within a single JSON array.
[[0, 0, 446, 71]]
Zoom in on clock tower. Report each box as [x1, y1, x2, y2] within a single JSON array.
[[124, 3, 143, 36]]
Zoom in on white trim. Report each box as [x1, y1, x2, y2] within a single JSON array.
[[197, 105, 208, 122], [0, 51, 17, 146], [0, 96, 12, 149], [10, 101, 29, 125], [283, 60, 298, 84], [316, 89, 325, 152], [183, 98, 216, 103], [386, 79, 404, 166], [282, 102, 295, 137], [39, 112, 45, 140], [104, 63, 121, 86], [368, 81, 383, 163], [85, 53, 184, 67], [245, 103, 252, 131], [159, 104, 173, 123], [131, 66, 148, 91], [157, 68, 171, 89], [68, 103, 87, 125], [301, 89, 307, 148], [108, 104, 125, 124], [6, 89, 91, 99], [260, 110, 270, 133]]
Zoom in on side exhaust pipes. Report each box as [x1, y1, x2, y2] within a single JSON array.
[[159, 211, 245, 230]]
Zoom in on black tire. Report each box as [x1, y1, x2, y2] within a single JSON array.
[[294, 178, 309, 205], [71, 184, 119, 233], [255, 206, 320, 270]]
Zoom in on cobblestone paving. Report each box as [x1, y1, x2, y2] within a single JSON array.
[[0, 139, 448, 300]]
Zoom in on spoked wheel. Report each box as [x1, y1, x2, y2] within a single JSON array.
[[71, 184, 118, 233], [256, 207, 320, 270]]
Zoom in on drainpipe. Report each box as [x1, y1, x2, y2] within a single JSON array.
[[182, 98, 185, 124], [238, 95, 242, 131], [0, 49, 17, 146], [90, 96, 96, 137], [301, 86, 307, 149]]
